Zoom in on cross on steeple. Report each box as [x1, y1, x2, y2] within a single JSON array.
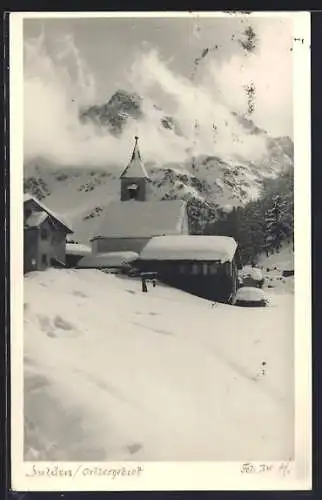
[[131, 136, 141, 161]]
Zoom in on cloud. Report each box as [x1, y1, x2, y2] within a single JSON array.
[[206, 20, 293, 137], [127, 48, 269, 161], [23, 21, 292, 170]]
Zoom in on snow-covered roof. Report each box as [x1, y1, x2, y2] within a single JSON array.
[[25, 211, 48, 228], [120, 137, 150, 180], [139, 235, 238, 263], [24, 193, 73, 233], [241, 266, 263, 281], [93, 200, 187, 239], [66, 243, 91, 256], [77, 251, 139, 269]]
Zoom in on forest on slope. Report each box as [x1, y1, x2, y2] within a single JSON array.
[[203, 168, 294, 265]]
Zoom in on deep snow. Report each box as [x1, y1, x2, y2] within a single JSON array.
[[24, 268, 294, 462]]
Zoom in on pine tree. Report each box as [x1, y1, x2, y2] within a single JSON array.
[[264, 195, 290, 254]]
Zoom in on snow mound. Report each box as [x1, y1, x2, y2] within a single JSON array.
[[258, 244, 294, 272], [234, 287, 267, 303], [241, 266, 263, 281], [66, 243, 91, 256], [140, 235, 238, 263], [77, 251, 139, 269], [24, 268, 294, 462]]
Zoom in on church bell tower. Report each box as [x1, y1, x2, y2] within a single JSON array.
[[120, 136, 151, 201]]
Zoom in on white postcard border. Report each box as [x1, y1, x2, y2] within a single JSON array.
[[10, 11, 312, 492]]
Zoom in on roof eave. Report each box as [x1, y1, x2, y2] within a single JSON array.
[[24, 194, 73, 233]]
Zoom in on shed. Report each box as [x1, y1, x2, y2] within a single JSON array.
[[138, 235, 242, 303]]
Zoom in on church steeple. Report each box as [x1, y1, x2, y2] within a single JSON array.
[[130, 135, 141, 161], [120, 137, 151, 201], [120, 136, 150, 180]]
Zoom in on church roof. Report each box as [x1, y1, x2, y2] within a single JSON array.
[[92, 200, 187, 239], [120, 136, 150, 179]]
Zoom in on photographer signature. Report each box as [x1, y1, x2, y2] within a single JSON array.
[[241, 460, 292, 477]]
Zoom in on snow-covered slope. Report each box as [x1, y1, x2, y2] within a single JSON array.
[[24, 268, 294, 462]]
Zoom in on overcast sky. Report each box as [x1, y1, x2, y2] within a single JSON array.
[[24, 16, 293, 106], [23, 15, 293, 166]]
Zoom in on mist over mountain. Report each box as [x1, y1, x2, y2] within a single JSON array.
[[24, 87, 293, 246], [23, 29, 293, 257]]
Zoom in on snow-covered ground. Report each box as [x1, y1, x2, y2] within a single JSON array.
[[258, 244, 294, 271], [24, 268, 294, 462]]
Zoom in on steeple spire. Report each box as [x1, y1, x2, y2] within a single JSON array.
[[120, 136, 150, 180], [131, 136, 141, 161], [120, 136, 151, 201]]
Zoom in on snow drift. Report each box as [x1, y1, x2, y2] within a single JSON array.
[[66, 243, 91, 256], [24, 268, 294, 462], [233, 287, 267, 305]]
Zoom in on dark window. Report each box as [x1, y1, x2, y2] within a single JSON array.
[[41, 228, 48, 240], [203, 264, 208, 275], [127, 184, 139, 200], [209, 263, 218, 275], [42, 254, 48, 265], [179, 263, 187, 274], [191, 263, 200, 275]]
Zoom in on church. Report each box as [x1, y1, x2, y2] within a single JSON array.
[[91, 137, 189, 254]]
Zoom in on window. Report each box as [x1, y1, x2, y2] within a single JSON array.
[[202, 263, 208, 276], [179, 263, 187, 275], [42, 254, 48, 265], [41, 228, 48, 240], [191, 263, 200, 275], [209, 263, 218, 275], [127, 184, 139, 200]]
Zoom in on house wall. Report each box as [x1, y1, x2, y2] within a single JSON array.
[[93, 236, 151, 254], [24, 220, 67, 273], [24, 199, 39, 222], [37, 220, 67, 268], [51, 227, 66, 264], [24, 229, 39, 273]]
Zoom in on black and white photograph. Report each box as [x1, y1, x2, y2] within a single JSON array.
[[10, 11, 311, 491]]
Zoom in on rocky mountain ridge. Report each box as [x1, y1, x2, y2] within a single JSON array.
[[24, 89, 294, 244]]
